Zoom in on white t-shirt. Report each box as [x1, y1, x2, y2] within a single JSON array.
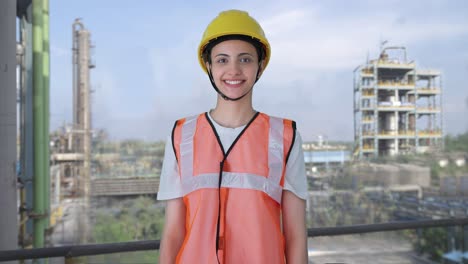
[[157, 113, 308, 200]]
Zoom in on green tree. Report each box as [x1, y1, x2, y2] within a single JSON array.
[[412, 227, 448, 262], [91, 197, 165, 263], [445, 132, 468, 152]]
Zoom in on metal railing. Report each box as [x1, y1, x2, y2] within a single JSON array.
[[1, 218, 468, 262]]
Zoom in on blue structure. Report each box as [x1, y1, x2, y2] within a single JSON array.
[[303, 150, 350, 165]]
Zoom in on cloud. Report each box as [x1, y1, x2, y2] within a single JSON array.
[[49, 1, 468, 141], [261, 9, 468, 74], [260, 9, 311, 38]]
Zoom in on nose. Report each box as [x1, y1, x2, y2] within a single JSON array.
[[227, 60, 242, 75]]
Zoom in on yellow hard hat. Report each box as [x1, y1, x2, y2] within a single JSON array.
[[198, 10, 271, 74]]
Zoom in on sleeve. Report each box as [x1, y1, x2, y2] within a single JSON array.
[[283, 131, 308, 200], [157, 135, 184, 200]]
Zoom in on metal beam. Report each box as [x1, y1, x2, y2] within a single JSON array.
[[0, 240, 160, 261], [308, 218, 468, 237]]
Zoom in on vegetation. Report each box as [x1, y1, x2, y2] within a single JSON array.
[[92, 139, 166, 178], [326, 132, 468, 262], [401, 225, 465, 263], [445, 132, 468, 153], [363, 132, 468, 183], [91, 197, 165, 264], [308, 192, 391, 227], [84, 131, 468, 262], [408, 133, 468, 261], [430, 132, 468, 181], [413, 227, 448, 262]]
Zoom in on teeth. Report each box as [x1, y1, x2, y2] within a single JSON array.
[[225, 80, 242, 85]]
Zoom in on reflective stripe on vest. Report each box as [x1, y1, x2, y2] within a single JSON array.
[[172, 112, 295, 264]]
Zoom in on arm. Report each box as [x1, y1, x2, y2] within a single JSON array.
[[158, 133, 186, 263], [282, 190, 307, 264], [158, 198, 186, 264], [282, 130, 308, 263]]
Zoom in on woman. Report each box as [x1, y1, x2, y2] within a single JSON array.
[[158, 9, 308, 263]]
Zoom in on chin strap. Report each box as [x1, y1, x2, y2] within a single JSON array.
[[207, 62, 262, 101]]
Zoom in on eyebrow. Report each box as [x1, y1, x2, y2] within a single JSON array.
[[214, 52, 254, 58]]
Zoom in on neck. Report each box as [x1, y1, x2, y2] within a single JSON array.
[[210, 95, 256, 128]]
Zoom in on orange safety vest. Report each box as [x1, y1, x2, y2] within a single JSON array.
[[172, 112, 296, 264]]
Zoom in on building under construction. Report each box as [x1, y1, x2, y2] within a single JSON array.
[[353, 46, 443, 159]]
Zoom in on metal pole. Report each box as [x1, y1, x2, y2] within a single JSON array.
[[353, 67, 357, 159], [18, 3, 35, 247], [24, 4, 36, 246], [72, 22, 78, 141], [0, 0, 19, 262], [19, 13, 27, 252], [440, 74, 445, 151], [54, 167, 60, 205], [373, 61, 378, 158], [325, 136, 329, 172], [81, 28, 92, 244], [42, 0, 51, 233], [416, 228, 422, 255], [463, 225, 468, 260], [33, 0, 46, 253]]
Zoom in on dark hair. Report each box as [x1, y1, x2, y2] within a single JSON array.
[[202, 34, 265, 64]]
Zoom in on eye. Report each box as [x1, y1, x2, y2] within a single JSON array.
[[240, 57, 252, 63], [216, 57, 228, 64]]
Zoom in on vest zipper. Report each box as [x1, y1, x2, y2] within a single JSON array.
[[215, 160, 224, 264]]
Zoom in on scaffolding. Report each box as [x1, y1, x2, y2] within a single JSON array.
[[353, 46, 443, 159]]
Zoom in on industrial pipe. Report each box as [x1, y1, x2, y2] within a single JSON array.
[[43, 0, 51, 231], [33, 0, 46, 251]]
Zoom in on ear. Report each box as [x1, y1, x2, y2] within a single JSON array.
[[257, 60, 266, 78], [205, 61, 211, 73]]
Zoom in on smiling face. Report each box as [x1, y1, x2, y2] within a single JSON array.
[[207, 39, 263, 101]]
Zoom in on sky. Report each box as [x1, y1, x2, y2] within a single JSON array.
[[47, 0, 468, 142]]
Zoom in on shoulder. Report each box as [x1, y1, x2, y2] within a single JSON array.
[[174, 113, 206, 125], [171, 112, 207, 144], [172, 112, 208, 133], [260, 113, 297, 130]]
